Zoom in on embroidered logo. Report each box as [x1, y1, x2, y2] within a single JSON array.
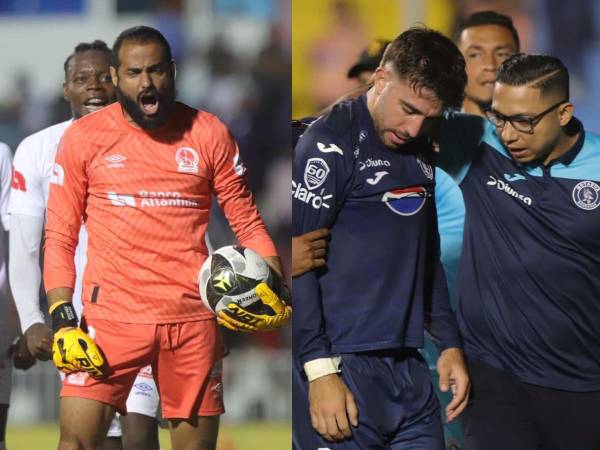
[[572, 181, 600, 210], [104, 154, 126, 168], [176, 147, 199, 173]]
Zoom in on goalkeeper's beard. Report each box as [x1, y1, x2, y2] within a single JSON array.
[[116, 84, 176, 130]]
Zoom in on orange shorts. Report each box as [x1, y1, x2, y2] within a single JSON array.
[[61, 318, 224, 419]]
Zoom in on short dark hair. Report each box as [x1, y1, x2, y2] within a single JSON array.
[[381, 27, 467, 109], [111, 26, 172, 69], [497, 53, 569, 99], [456, 10, 520, 51], [63, 40, 111, 78]]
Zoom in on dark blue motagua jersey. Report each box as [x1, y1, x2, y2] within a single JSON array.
[[292, 95, 461, 366], [439, 112, 600, 392]]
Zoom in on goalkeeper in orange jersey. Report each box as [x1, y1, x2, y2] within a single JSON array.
[[44, 26, 289, 450]]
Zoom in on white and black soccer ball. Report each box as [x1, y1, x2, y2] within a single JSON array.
[[199, 245, 274, 315]]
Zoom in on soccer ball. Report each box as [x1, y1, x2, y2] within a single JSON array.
[[199, 245, 274, 315]]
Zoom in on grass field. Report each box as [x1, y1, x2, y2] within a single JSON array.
[[7, 422, 291, 450]]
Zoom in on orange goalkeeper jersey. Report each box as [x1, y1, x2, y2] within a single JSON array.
[[44, 102, 277, 323]]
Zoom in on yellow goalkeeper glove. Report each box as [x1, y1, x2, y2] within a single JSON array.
[[49, 301, 105, 378], [217, 282, 291, 332]]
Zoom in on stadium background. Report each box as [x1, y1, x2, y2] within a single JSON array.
[[293, 0, 600, 134], [1, 0, 290, 449]]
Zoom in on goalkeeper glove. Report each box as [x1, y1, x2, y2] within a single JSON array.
[[218, 281, 291, 332], [49, 301, 105, 378]]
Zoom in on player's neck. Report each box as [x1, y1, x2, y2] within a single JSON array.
[[461, 98, 487, 117], [542, 128, 581, 166]]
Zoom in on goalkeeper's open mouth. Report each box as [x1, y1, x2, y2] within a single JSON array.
[[139, 91, 160, 116]]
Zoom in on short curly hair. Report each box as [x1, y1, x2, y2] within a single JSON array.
[[63, 40, 111, 79], [381, 27, 467, 109]]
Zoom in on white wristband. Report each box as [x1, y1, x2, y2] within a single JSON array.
[[303, 356, 342, 382]]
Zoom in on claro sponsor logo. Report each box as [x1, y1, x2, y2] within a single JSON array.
[[486, 176, 532, 205], [292, 180, 332, 209]]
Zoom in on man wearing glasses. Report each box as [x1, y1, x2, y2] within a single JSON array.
[[437, 53, 600, 450]]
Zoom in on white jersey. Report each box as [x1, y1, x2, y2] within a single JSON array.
[[0, 141, 12, 405], [8, 120, 88, 328]]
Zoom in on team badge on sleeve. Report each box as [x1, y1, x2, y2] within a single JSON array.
[[572, 181, 600, 210], [304, 158, 330, 191]]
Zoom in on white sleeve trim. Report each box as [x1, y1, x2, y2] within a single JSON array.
[[303, 356, 342, 382], [9, 213, 45, 332]]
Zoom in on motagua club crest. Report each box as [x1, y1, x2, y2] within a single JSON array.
[[176, 147, 200, 173], [572, 180, 600, 211]]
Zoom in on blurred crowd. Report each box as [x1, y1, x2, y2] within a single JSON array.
[[293, 0, 600, 133]]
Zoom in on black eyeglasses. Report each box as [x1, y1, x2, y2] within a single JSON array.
[[485, 99, 568, 134]]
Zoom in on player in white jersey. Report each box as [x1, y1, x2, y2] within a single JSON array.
[[8, 41, 162, 450], [0, 140, 29, 450]]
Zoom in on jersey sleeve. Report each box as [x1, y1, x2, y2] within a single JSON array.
[[423, 186, 462, 351], [9, 214, 45, 331], [43, 127, 88, 292], [8, 137, 47, 220], [0, 143, 12, 232], [437, 112, 489, 184], [208, 118, 277, 258], [292, 123, 354, 365]]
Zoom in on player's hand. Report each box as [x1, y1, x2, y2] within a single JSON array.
[[52, 327, 105, 378], [309, 373, 358, 441], [292, 229, 329, 277], [23, 323, 53, 361], [437, 347, 470, 422], [217, 282, 291, 332], [9, 336, 37, 370]]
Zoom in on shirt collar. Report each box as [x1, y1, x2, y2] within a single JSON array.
[[549, 118, 585, 166]]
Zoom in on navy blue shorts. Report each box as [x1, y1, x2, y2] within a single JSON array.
[[293, 349, 445, 450]]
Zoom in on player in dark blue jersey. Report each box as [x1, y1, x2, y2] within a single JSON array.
[[438, 53, 600, 450], [293, 27, 469, 450]]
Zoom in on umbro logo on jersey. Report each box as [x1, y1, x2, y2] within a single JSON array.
[[366, 171, 388, 185], [104, 154, 126, 168], [176, 147, 199, 173], [504, 173, 526, 182], [317, 142, 344, 156], [134, 382, 153, 393]]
